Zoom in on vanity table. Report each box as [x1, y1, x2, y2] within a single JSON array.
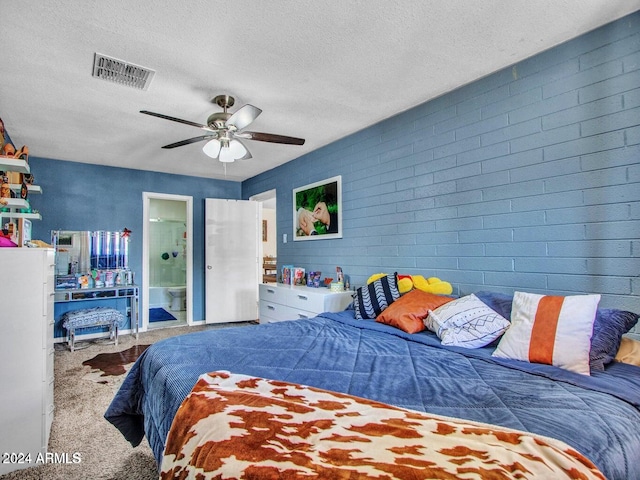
[[54, 285, 139, 340], [52, 229, 138, 342]]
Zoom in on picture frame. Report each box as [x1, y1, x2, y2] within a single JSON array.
[[262, 220, 267, 242], [293, 175, 342, 241]]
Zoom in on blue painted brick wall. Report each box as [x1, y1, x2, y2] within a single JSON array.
[[29, 158, 241, 322], [243, 11, 640, 313]]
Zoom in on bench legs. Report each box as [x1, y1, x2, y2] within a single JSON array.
[[68, 328, 76, 353], [66, 323, 120, 352]]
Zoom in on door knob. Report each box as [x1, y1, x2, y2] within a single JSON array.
[[207, 265, 212, 269]]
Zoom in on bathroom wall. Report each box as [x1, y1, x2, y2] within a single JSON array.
[[149, 220, 186, 287], [149, 199, 187, 287]]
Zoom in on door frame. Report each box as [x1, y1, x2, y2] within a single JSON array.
[[249, 188, 277, 267], [142, 192, 194, 331]]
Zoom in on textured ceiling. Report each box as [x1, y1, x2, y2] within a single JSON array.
[[2, 1, 639, 182]]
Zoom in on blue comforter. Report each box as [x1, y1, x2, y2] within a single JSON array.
[[106, 311, 640, 479]]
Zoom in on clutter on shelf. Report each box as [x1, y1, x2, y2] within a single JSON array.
[[0, 116, 41, 248]]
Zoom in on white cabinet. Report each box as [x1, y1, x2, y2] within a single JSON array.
[[0, 248, 55, 475], [259, 283, 353, 323]]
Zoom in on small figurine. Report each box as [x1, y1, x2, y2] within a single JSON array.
[[2, 143, 15, 156], [14, 146, 28, 162], [0, 174, 11, 199]]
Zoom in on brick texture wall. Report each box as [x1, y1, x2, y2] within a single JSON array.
[[244, 12, 640, 313]]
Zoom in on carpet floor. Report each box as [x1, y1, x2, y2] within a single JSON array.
[[0, 322, 255, 480]]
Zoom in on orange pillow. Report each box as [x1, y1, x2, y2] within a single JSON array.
[[376, 289, 454, 334]]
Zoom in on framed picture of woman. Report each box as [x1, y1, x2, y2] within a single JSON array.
[[293, 175, 342, 241]]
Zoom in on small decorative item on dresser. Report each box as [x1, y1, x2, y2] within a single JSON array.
[[307, 271, 322, 287], [281, 264, 294, 285], [293, 267, 306, 286]]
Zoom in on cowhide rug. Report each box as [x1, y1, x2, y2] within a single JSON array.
[[82, 344, 150, 384]]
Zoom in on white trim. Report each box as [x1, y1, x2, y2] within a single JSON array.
[[142, 192, 194, 332]]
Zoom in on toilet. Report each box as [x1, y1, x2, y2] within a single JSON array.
[[167, 286, 186, 311]]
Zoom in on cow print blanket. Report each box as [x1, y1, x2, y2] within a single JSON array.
[[160, 371, 604, 479]]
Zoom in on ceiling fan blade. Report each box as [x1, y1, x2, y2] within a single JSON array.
[[140, 110, 215, 132], [162, 135, 217, 149], [226, 104, 262, 130], [241, 131, 305, 145]]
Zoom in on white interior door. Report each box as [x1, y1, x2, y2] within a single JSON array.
[[205, 198, 260, 323]]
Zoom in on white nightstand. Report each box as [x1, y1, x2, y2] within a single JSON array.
[[259, 283, 354, 323]]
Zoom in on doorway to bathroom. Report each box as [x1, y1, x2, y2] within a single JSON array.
[[142, 192, 193, 331]]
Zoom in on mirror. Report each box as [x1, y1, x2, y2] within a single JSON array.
[[52, 230, 132, 289]]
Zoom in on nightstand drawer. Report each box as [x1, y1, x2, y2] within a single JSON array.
[[259, 284, 284, 302], [284, 289, 326, 312], [259, 301, 315, 322]]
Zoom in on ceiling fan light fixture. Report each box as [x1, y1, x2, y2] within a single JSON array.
[[202, 138, 221, 158], [219, 146, 235, 163], [228, 139, 247, 158], [203, 137, 248, 163]]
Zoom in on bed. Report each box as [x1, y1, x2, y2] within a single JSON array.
[[106, 289, 640, 479]]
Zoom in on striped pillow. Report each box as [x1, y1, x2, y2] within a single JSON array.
[[353, 273, 400, 319], [492, 291, 600, 375]]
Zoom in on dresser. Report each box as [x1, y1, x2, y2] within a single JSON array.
[[259, 283, 354, 323], [0, 248, 55, 475]]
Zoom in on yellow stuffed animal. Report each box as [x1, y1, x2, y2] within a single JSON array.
[[411, 275, 453, 295], [366, 273, 453, 295], [366, 273, 387, 284]]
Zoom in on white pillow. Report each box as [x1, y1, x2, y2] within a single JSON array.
[[492, 291, 600, 375], [425, 294, 510, 348]]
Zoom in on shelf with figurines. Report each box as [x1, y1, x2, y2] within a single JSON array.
[[0, 156, 30, 173], [0, 196, 41, 220], [0, 117, 41, 221], [0, 132, 30, 173]]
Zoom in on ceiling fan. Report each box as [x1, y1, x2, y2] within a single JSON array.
[[141, 95, 305, 162]]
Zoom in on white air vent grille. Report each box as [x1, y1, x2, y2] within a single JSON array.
[[92, 53, 155, 91]]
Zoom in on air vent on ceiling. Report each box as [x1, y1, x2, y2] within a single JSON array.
[[92, 53, 155, 91]]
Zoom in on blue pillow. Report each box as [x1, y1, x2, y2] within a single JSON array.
[[474, 291, 512, 321], [475, 291, 639, 371], [353, 273, 400, 319], [590, 309, 639, 371]]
